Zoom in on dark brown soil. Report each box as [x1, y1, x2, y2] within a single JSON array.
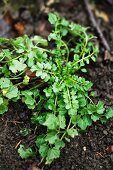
[[1, 0, 113, 170]]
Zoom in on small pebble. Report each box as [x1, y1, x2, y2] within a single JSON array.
[[83, 146, 87, 151], [110, 130, 113, 134], [21, 10, 32, 22], [110, 154, 113, 162], [103, 130, 108, 135]]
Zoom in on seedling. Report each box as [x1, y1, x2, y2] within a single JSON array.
[[0, 13, 113, 164], [20, 128, 29, 136]]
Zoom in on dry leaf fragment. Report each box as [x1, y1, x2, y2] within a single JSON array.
[[106, 145, 113, 153], [35, 20, 50, 38], [15, 140, 21, 149], [3, 11, 13, 25], [89, 3, 109, 22], [104, 50, 113, 61], [25, 70, 36, 78], [95, 10, 109, 23], [14, 22, 25, 35], [28, 164, 41, 170]]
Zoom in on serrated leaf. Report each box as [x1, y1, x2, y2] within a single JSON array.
[[68, 108, 77, 116], [55, 140, 65, 149], [91, 114, 100, 122], [39, 143, 49, 158], [9, 60, 26, 73], [36, 134, 45, 147], [0, 97, 3, 105], [5, 85, 18, 99], [78, 118, 87, 130], [105, 108, 113, 119], [78, 96, 87, 107], [81, 68, 87, 73], [44, 88, 52, 97], [67, 128, 78, 138], [87, 104, 96, 114], [58, 115, 66, 129], [45, 131, 58, 144], [43, 114, 58, 130], [31, 115, 46, 125], [61, 18, 69, 26], [48, 13, 58, 25], [96, 101, 105, 114], [18, 145, 34, 159], [46, 147, 60, 164], [0, 103, 8, 114], [0, 78, 10, 88], [65, 137, 70, 142], [23, 75, 30, 85], [32, 36, 48, 46]]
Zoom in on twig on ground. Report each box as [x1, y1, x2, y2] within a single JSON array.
[[84, 0, 111, 53], [15, 140, 22, 149]]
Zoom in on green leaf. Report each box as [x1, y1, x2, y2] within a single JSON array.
[[81, 68, 87, 73], [23, 75, 30, 85], [0, 103, 8, 114], [45, 131, 58, 144], [65, 137, 70, 142], [48, 33, 57, 41], [44, 88, 52, 97], [22, 91, 35, 109], [46, 147, 60, 164], [0, 97, 3, 105], [5, 85, 18, 99], [96, 101, 105, 114], [39, 143, 49, 158], [43, 114, 58, 130], [61, 18, 69, 26], [91, 114, 100, 122], [48, 13, 58, 25], [55, 139, 65, 149], [67, 128, 78, 138], [58, 115, 66, 129], [105, 108, 113, 119], [78, 118, 87, 130], [20, 128, 29, 136], [87, 104, 96, 114], [83, 115, 92, 126], [0, 78, 10, 88], [31, 115, 46, 125], [91, 56, 96, 62], [0, 37, 9, 44], [68, 108, 77, 116], [25, 95, 35, 106], [36, 134, 45, 147], [9, 60, 26, 73], [32, 36, 48, 46], [78, 96, 87, 107], [18, 145, 34, 159], [52, 82, 60, 93]]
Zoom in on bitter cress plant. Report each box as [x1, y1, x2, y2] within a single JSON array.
[[0, 13, 113, 164]]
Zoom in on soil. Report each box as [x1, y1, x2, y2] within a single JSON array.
[[1, 0, 113, 170]]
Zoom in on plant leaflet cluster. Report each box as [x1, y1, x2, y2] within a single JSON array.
[[0, 13, 113, 164]]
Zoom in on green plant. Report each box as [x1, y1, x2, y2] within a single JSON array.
[[0, 13, 113, 164], [18, 145, 34, 159], [20, 128, 29, 136]]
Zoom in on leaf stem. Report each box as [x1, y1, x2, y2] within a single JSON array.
[[60, 118, 71, 140]]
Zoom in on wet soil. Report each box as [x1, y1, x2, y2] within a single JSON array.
[[1, 0, 113, 170]]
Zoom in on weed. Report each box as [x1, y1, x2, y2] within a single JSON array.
[[0, 13, 113, 164]]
